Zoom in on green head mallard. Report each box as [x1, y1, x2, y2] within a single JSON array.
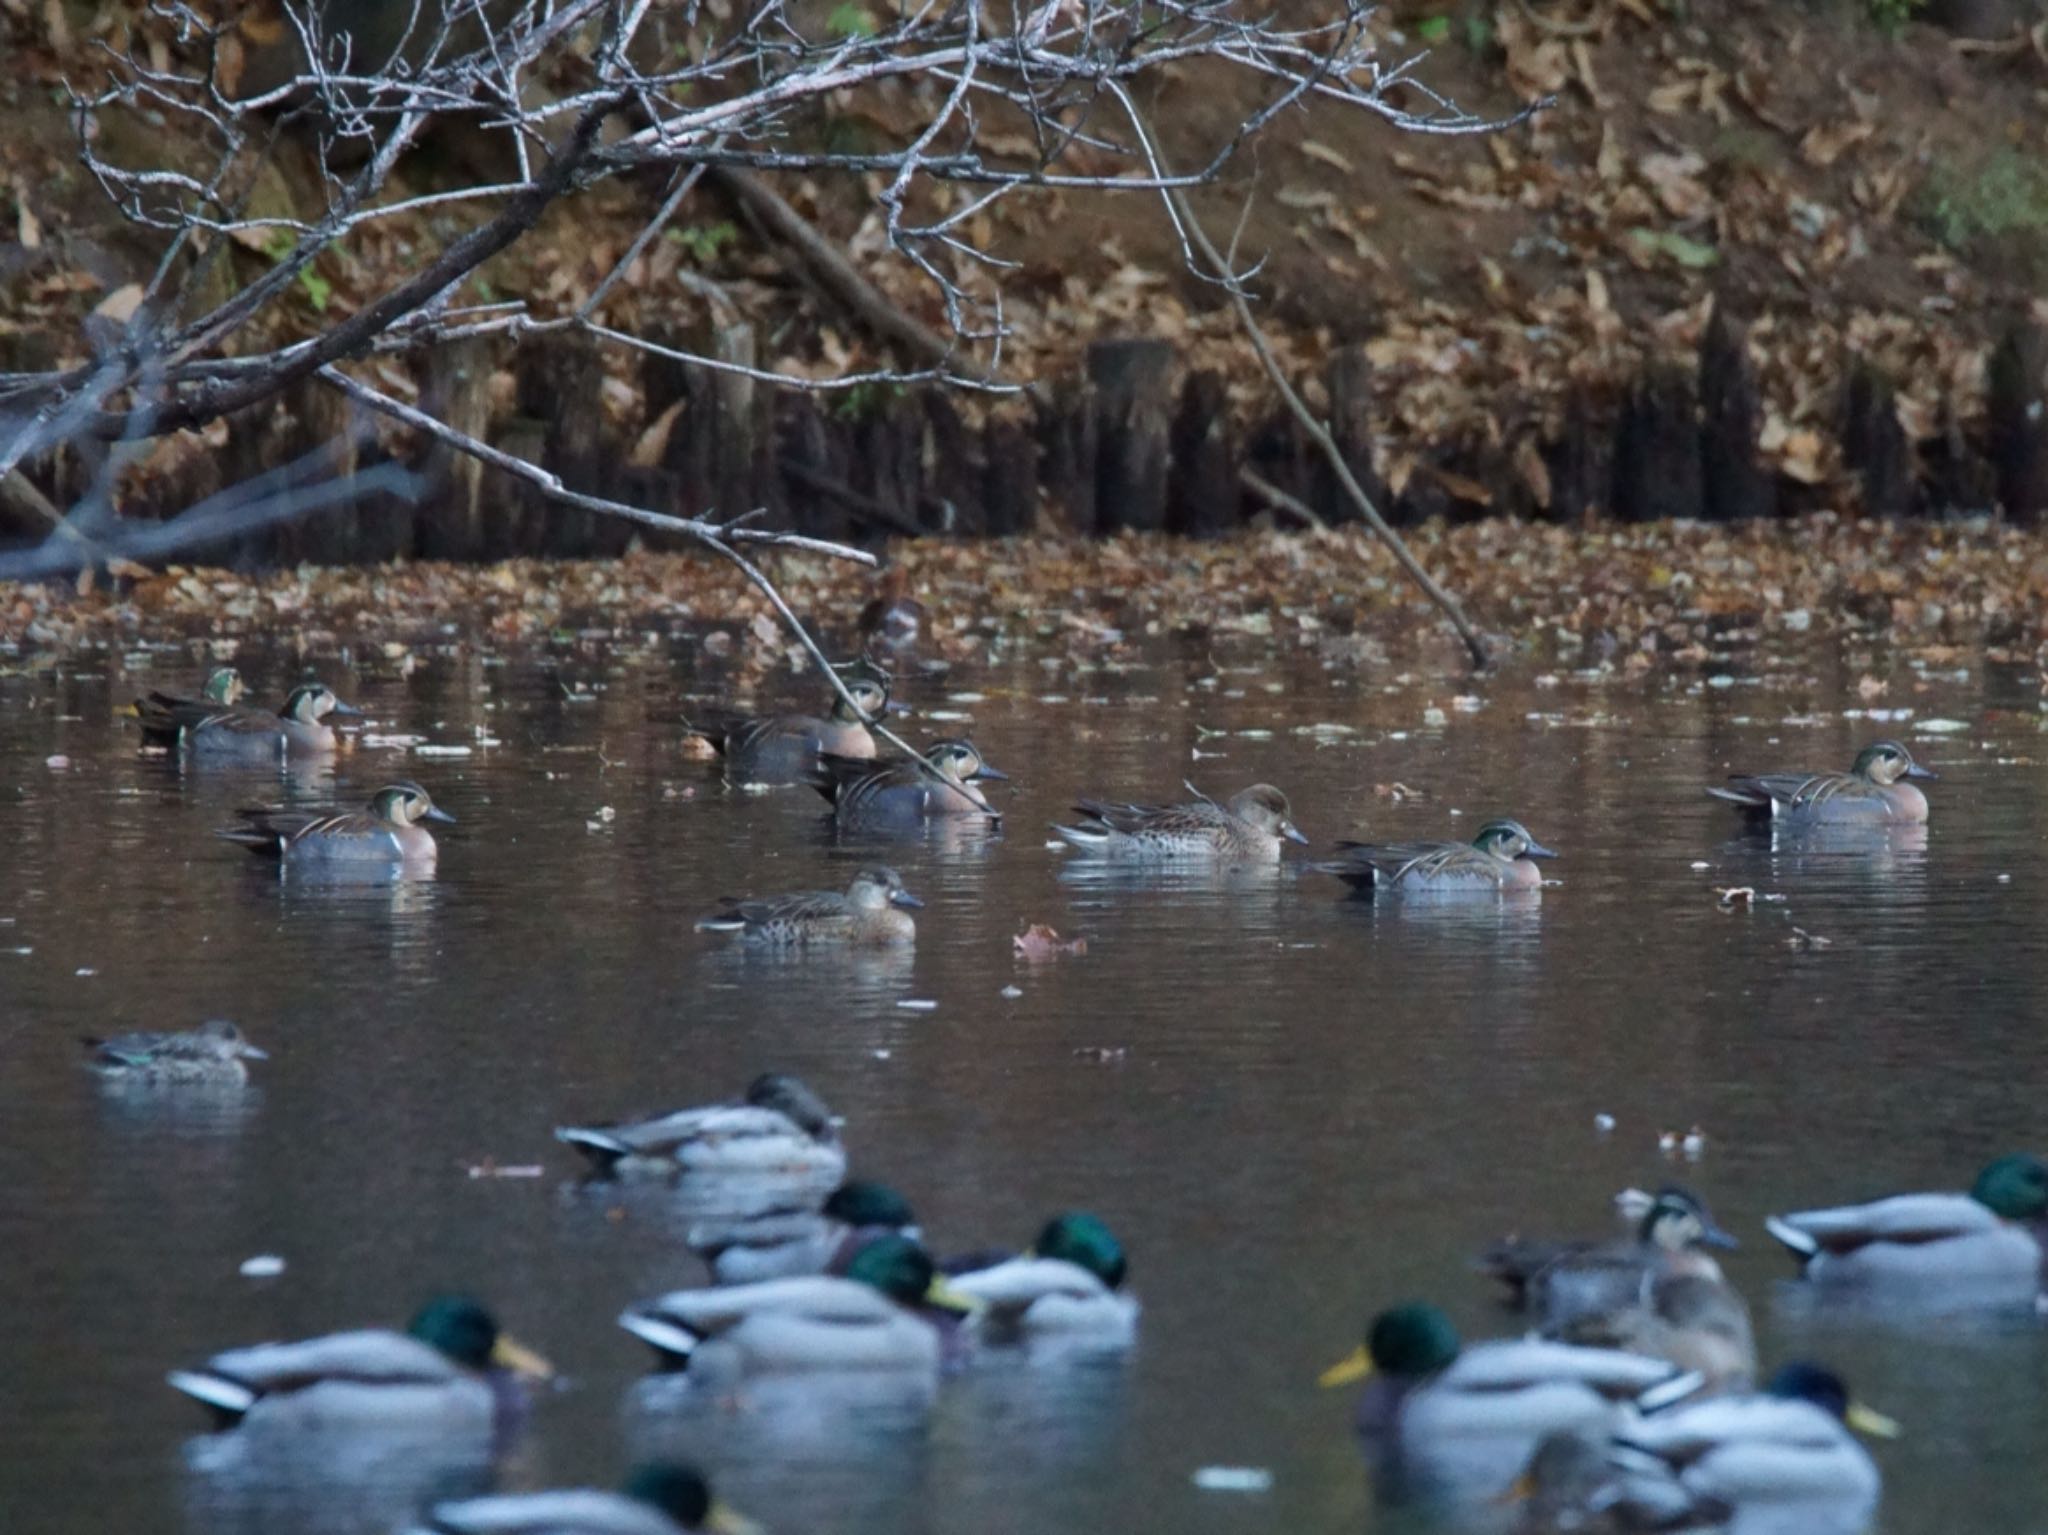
[[1034, 1211, 1129, 1291], [1320, 1300, 1462, 1387]]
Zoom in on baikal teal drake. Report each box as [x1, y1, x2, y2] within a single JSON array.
[[690, 658, 897, 785], [1709, 739, 1937, 824], [1316, 817, 1556, 896], [142, 681, 362, 763], [696, 865, 923, 946], [1053, 783, 1306, 862], [409, 1463, 759, 1535], [948, 1212, 1140, 1343], [217, 780, 453, 868], [132, 665, 245, 746], [80, 1018, 267, 1083], [1765, 1152, 2048, 1309], [556, 1072, 847, 1182], [168, 1295, 552, 1436], [619, 1235, 977, 1382], [806, 738, 1007, 826]]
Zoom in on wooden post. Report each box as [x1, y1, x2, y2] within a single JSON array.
[[1038, 372, 1096, 533], [1840, 359, 1910, 519], [516, 330, 607, 554], [1612, 364, 1702, 522], [1167, 369, 1238, 537], [420, 336, 496, 560], [706, 320, 762, 526], [981, 415, 1038, 536], [1087, 339, 1176, 534], [923, 391, 980, 536], [1544, 388, 1606, 523], [1318, 345, 1387, 527], [1698, 305, 1775, 521], [1988, 320, 2048, 527]]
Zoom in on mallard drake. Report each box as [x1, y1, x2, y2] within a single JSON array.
[[168, 1295, 551, 1435], [1321, 1303, 1688, 1504], [1052, 783, 1306, 862], [689, 1180, 920, 1284], [80, 1018, 267, 1082], [695, 866, 923, 947], [216, 780, 452, 866], [619, 1235, 976, 1381], [1764, 1153, 2048, 1306], [160, 682, 363, 762], [948, 1212, 1139, 1341], [1479, 1188, 1658, 1305], [1523, 1188, 1739, 1334], [1317, 818, 1556, 896], [805, 738, 1006, 825], [1601, 1362, 1895, 1535], [691, 659, 897, 785], [1708, 739, 1936, 825], [410, 1463, 759, 1535], [556, 1072, 847, 1182], [133, 665, 245, 745]]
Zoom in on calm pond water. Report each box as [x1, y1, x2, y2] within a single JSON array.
[[2, 619, 2045, 1534]]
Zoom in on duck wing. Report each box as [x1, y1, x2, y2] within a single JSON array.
[[1765, 1191, 1996, 1257], [1444, 1338, 1681, 1399], [713, 889, 852, 928], [415, 1491, 679, 1535], [1709, 770, 1888, 812], [177, 1329, 461, 1402]]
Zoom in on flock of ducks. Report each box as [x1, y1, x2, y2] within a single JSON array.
[[110, 650, 1983, 1534]]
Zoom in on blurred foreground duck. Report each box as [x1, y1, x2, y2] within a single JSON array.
[[620, 1235, 976, 1381], [1765, 1153, 2048, 1307], [806, 739, 1006, 825], [690, 659, 896, 785], [948, 1212, 1139, 1342], [696, 866, 923, 947], [80, 1018, 267, 1082], [1317, 818, 1555, 896], [1052, 783, 1305, 862], [1708, 740, 1936, 825], [556, 1073, 846, 1182], [689, 1180, 920, 1284], [168, 1295, 551, 1436], [216, 780, 451, 867], [141, 681, 361, 762], [133, 665, 244, 745], [1554, 1273, 1757, 1394], [411, 1464, 758, 1535]]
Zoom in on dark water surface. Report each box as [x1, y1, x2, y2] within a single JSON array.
[[2, 628, 2045, 1534]]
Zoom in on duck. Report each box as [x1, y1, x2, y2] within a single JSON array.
[[133, 665, 245, 745], [1708, 739, 1936, 825], [1520, 1188, 1740, 1334], [1479, 1188, 1658, 1305], [805, 738, 1006, 825], [215, 780, 452, 867], [163, 681, 363, 762], [1764, 1153, 2048, 1306], [695, 866, 923, 947], [1052, 783, 1306, 862], [1321, 1302, 1690, 1505], [80, 1018, 268, 1082], [1553, 1273, 1757, 1394], [556, 1072, 847, 1182], [947, 1211, 1139, 1342], [690, 659, 897, 785], [619, 1234, 977, 1381], [859, 593, 927, 655], [168, 1294, 552, 1436], [1316, 817, 1556, 896], [1600, 1362, 1895, 1535], [410, 1463, 759, 1535], [689, 1179, 921, 1284]]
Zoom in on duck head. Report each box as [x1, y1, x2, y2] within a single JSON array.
[[408, 1295, 552, 1380], [927, 737, 1007, 784], [847, 865, 924, 912], [281, 683, 362, 725], [823, 1180, 920, 1237], [831, 657, 895, 724], [1033, 1211, 1128, 1290], [1971, 1153, 2048, 1220], [744, 1073, 839, 1139], [1229, 784, 1308, 844], [202, 666, 245, 705], [843, 1234, 981, 1315], [371, 781, 455, 826], [1640, 1188, 1738, 1253], [1320, 1301, 1461, 1387], [1766, 1361, 1899, 1438], [196, 1019, 268, 1061], [622, 1464, 760, 1535], [1851, 740, 1936, 786], [1472, 818, 1558, 861]]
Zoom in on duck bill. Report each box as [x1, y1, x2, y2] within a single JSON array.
[[1905, 763, 1938, 781], [890, 890, 926, 911], [424, 806, 457, 824], [489, 1334, 555, 1381], [1523, 840, 1560, 860], [971, 763, 1010, 783], [885, 700, 913, 716], [1282, 822, 1309, 846], [1846, 1401, 1902, 1439], [1318, 1344, 1375, 1389], [706, 1504, 767, 1535], [924, 1276, 986, 1317], [238, 1045, 271, 1061], [1700, 1223, 1740, 1251], [327, 701, 366, 718]]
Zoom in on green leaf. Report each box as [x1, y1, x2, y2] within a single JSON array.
[[1628, 227, 1719, 269], [1415, 14, 1451, 42], [827, 3, 877, 37], [297, 269, 333, 312]]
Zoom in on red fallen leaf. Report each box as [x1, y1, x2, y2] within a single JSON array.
[[1014, 923, 1086, 960]]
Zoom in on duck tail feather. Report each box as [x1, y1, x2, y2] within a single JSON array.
[[1763, 1213, 1819, 1260]]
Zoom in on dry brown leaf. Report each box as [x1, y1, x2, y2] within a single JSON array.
[[1798, 119, 1875, 169], [1014, 923, 1087, 960], [92, 284, 144, 323], [1299, 140, 1354, 172]]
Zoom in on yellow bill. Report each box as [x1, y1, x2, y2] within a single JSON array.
[[925, 1276, 986, 1315], [1846, 1401, 1901, 1439], [706, 1501, 767, 1535], [490, 1333, 556, 1381], [1318, 1344, 1375, 1389]]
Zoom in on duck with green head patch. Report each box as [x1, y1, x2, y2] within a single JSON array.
[[1316, 818, 1557, 896], [619, 1234, 979, 1383], [1320, 1302, 1687, 1507], [556, 1072, 846, 1183], [1709, 739, 1936, 825], [1765, 1153, 2048, 1308], [691, 657, 898, 785], [948, 1212, 1139, 1342], [689, 1179, 920, 1284], [80, 1018, 267, 1083], [1053, 783, 1306, 863], [173, 681, 364, 763], [696, 865, 924, 947], [411, 1462, 761, 1535], [168, 1294, 552, 1438], [806, 738, 1006, 826], [216, 780, 452, 867], [133, 665, 246, 746]]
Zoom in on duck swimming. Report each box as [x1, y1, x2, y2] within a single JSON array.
[[1708, 740, 1936, 825]]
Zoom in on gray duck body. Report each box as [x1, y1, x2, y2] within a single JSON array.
[[81, 1018, 268, 1082], [1053, 783, 1305, 862]]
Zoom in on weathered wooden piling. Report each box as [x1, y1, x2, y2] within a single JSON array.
[[1698, 306, 1774, 521], [1167, 369, 1238, 536], [1840, 358, 1910, 520], [1087, 339, 1176, 534], [1988, 320, 2048, 527], [1612, 364, 1703, 522]]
